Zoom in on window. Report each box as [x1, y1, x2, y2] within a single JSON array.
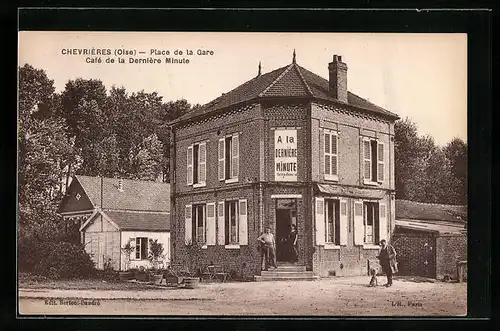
[[135, 237, 148, 260], [192, 204, 206, 244], [187, 142, 206, 187], [324, 131, 338, 181], [315, 197, 348, 247], [363, 202, 379, 244], [186, 203, 215, 246], [225, 200, 239, 244], [218, 134, 239, 182], [325, 199, 340, 244], [362, 138, 384, 184]]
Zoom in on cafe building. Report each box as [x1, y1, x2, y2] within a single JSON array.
[[169, 53, 399, 278]]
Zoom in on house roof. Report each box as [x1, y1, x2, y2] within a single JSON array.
[[104, 210, 170, 231], [395, 219, 466, 235], [171, 61, 399, 125], [73, 175, 170, 212], [395, 199, 467, 223]]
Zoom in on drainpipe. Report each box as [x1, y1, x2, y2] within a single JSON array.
[[170, 125, 176, 263]]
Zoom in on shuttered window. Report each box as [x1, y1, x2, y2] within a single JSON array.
[[238, 199, 248, 245], [219, 134, 239, 182], [324, 131, 339, 181], [206, 203, 216, 245], [315, 197, 325, 246], [362, 137, 385, 185], [188, 142, 207, 187], [377, 142, 384, 182], [363, 139, 371, 181]]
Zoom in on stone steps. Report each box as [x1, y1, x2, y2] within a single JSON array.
[[254, 275, 320, 282], [254, 265, 319, 282]]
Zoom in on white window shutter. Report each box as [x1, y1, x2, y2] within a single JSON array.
[[315, 197, 325, 246], [324, 133, 331, 175], [363, 139, 371, 181], [332, 134, 338, 176], [218, 138, 225, 181], [377, 142, 384, 182], [232, 134, 239, 179], [206, 203, 216, 245], [130, 237, 136, 260], [339, 199, 348, 245], [199, 142, 207, 183], [238, 199, 248, 245], [185, 205, 192, 244], [186, 146, 193, 185], [353, 201, 364, 245], [217, 201, 225, 245], [379, 203, 387, 243]]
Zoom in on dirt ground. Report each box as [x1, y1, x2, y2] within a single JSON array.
[[19, 276, 467, 316]]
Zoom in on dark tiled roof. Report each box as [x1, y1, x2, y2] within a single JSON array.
[[76, 175, 170, 212], [172, 62, 399, 125], [396, 199, 467, 223], [104, 210, 170, 231]]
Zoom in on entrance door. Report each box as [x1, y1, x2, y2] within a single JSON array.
[[276, 209, 292, 262]]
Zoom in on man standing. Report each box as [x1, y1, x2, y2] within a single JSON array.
[[377, 239, 397, 287], [257, 227, 277, 271]]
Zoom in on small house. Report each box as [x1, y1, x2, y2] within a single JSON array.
[[58, 175, 171, 271], [392, 199, 467, 280]]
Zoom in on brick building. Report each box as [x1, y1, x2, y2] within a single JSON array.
[[169, 54, 399, 278], [392, 200, 467, 280]]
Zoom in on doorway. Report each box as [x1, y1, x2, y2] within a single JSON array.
[[275, 199, 297, 263]]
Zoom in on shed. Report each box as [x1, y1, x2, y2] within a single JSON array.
[[392, 200, 467, 280], [58, 175, 171, 271]]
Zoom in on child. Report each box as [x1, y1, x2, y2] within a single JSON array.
[[368, 268, 378, 287]]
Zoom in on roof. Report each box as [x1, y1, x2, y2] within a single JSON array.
[[171, 61, 399, 125], [75, 175, 170, 212], [104, 210, 170, 231], [395, 219, 466, 235], [396, 200, 467, 223]]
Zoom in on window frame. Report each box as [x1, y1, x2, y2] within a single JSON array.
[[219, 133, 239, 183], [224, 200, 239, 245], [324, 130, 339, 181], [324, 198, 340, 245], [134, 237, 149, 260], [188, 141, 207, 188], [363, 201, 379, 245], [362, 137, 384, 186], [192, 204, 207, 245]]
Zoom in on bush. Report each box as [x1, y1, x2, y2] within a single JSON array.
[[32, 242, 96, 279]]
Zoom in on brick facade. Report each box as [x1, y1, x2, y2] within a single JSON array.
[[436, 233, 467, 280], [391, 229, 437, 278], [392, 228, 467, 280], [170, 59, 398, 278]]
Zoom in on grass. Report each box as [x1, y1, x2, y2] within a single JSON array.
[[18, 272, 164, 291]]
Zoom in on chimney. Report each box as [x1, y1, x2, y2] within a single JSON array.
[[118, 178, 124, 192], [328, 54, 348, 103]]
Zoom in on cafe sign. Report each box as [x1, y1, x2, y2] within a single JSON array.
[[275, 129, 298, 182]]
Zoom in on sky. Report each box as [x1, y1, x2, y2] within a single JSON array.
[[18, 32, 467, 146]]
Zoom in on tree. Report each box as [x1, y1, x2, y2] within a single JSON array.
[[395, 117, 467, 205], [394, 118, 425, 201], [444, 138, 468, 204], [18, 64, 75, 241], [131, 134, 164, 181]]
